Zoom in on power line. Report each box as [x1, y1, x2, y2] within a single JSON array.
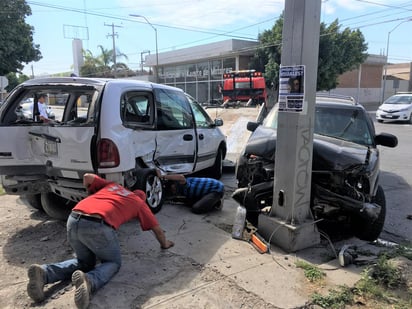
[[25, 1, 412, 71], [26, 1, 261, 41], [26, 1, 411, 52], [355, 0, 412, 11]]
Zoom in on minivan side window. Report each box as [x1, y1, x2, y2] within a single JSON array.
[[120, 92, 153, 126], [189, 100, 214, 128], [155, 89, 194, 130]]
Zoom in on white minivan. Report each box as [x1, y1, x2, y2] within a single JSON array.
[[0, 77, 226, 219]]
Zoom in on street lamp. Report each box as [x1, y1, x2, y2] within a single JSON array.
[[129, 14, 159, 83], [381, 18, 412, 103]]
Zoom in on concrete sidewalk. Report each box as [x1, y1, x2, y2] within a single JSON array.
[[102, 170, 369, 309]]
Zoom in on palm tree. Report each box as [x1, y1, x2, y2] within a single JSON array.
[[80, 46, 132, 78]]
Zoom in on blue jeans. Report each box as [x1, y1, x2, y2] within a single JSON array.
[[41, 214, 121, 293], [191, 191, 224, 214]]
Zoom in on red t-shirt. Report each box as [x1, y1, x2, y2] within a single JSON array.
[[73, 175, 159, 230]]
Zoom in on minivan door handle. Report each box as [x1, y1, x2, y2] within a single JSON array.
[[199, 133, 204, 140], [183, 134, 193, 141]]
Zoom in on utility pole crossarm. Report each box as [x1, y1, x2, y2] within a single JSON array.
[[104, 22, 123, 78]]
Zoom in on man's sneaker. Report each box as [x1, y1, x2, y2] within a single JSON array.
[[72, 270, 91, 309], [27, 264, 46, 302]]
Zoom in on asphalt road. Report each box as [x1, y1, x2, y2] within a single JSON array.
[[374, 120, 412, 243]]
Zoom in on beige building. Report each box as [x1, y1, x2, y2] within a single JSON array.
[[330, 57, 412, 104], [144, 39, 410, 105], [383, 62, 412, 98]]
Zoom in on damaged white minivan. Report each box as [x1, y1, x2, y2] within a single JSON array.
[[0, 77, 226, 219]]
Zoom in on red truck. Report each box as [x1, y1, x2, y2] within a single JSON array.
[[221, 70, 267, 107]]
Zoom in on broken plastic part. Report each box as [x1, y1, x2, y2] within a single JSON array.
[[250, 233, 269, 254]]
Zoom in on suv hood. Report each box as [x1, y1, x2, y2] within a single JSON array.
[[243, 126, 370, 171]]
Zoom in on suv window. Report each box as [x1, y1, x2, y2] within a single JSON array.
[[315, 106, 373, 146], [262, 104, 373, 146]]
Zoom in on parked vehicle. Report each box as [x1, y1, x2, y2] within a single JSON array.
[[376, 92, 412, 123], [16, 99, 56, 120], [221, 70, 267, 107], [234, 95, 398, 241], [0, 77, 226, 219]]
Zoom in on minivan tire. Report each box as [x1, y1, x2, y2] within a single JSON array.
[[208, 149, 223, 179], [134, 169, 164, 214], [41, 192, 76, 221], [22, 193, 43, 210]]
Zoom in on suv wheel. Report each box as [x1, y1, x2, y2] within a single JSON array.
[[132, 169, 163, 214], [236, 164, 250, 188], [41, 192, 76, 221], [353, 185, 386, 241]]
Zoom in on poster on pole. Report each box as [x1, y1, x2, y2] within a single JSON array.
[[278, 65, 305, 112]]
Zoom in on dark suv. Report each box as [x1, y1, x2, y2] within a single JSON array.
[[234, 95, 398, 241]]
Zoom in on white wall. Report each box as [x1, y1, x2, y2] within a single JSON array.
[[383, 80, 410, 100], [327, 88, 381, 104]]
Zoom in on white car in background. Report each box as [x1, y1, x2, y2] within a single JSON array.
[[376, 93, 412, 123], [16, 99, 56, 120]]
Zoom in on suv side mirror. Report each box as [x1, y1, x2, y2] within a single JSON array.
[[375, 133, 398, 148]]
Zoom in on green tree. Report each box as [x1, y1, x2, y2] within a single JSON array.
[[0, 0, 42, 75], [252, 15, 368, 91], [80, 46, 130, 78], [80, 49, 105, 77], [5, 72, 30, 92]]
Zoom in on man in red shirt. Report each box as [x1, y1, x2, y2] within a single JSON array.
[[26, 173, 174, 309]]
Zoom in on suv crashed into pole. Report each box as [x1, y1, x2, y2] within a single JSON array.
[[234, 95, 398, 241]]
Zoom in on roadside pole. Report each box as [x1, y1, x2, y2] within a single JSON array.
[[0, 76, 9, 101], [258, 0, 321, 252]]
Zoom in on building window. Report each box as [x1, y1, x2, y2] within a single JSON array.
[[223, 58, 236, 72]]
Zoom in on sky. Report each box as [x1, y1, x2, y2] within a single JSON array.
[[22, 0, 412, 77]]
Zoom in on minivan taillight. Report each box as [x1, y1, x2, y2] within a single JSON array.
[[97, 139, 120, 168]]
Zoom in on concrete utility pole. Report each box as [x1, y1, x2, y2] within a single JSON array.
[[258, 0, 322, 252], [105, 22, 122, 78]]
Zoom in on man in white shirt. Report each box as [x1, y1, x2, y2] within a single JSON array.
[[36, 94, 50, 122]]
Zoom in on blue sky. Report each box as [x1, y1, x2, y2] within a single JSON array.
[[23, 0, 412, 76]]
